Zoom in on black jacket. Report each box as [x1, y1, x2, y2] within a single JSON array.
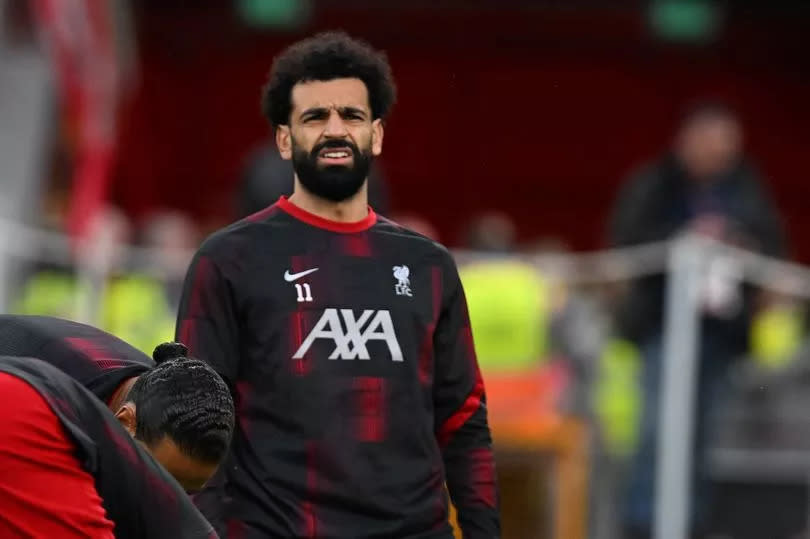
[[608, 155, 786, 344]]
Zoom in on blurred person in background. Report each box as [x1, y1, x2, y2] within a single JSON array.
[[0, 315, 234, 493], [388, 212, 441, 241], [139, 211, 200, 300], [461, 236, 574, 538], [14, 206, 184, 353], [119, 209, 202, 334], [177, 31, 499, 538], [608, 102, 787, 538], [94, 209, 183, 352], [237, 142, 390, 219], [14, 205, 132, 321], [464, 210, 517, 253]]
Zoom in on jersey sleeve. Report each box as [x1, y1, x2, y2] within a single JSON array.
[[433, 256, 501, 538], [176, 249, 241, 387]]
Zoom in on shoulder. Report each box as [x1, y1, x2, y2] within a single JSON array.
[[0, 355, 81, 395], [195, 206, 292, 263], [0, 356, 105, 453], [374, 215, 453, 259], [624, 159, 670, 190], [373, 216, 460, 288], [734, 161, 766, 188], [197, 221, 257, 257], [613, 158, 677, 210]]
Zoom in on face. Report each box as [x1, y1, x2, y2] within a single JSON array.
[[677, 115, 742, 181], [276, 78, 383, 202], [148, 437, 219, 494], [115, 403, 218, 493]]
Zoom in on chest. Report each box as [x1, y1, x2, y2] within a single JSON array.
[[235, 249, 443, 366]]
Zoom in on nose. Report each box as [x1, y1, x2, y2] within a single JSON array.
[[323, 109, 348, 138]]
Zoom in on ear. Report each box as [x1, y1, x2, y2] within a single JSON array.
[[115, 403, 137, 437], [276, 126, 293, 160], [371, 119, 384, 157]]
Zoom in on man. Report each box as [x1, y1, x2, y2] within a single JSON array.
[[0, 355, 217, 538], [608, 102, 786, 538], [177, 31, 500, 538], [0, 314, 235, 492]]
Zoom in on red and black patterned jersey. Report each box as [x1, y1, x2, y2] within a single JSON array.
[[177, 197, 500, 539], [0, 356, 216, 539], [0, 315, 154, 402]]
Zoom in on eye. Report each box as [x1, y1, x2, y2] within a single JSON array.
[[341, 109, 366, 121], [301, 111, 327, 123]]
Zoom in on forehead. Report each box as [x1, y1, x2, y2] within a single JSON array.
[[290, 77, 371, 113], [684, 114, 739, 135], [683, 119, 740, 146]]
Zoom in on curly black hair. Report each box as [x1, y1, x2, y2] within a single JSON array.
[[127, 343, 235, 464], [261, 31, 396, 127]]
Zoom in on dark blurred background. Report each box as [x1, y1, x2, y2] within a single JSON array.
[[112, 1, 810, 255]]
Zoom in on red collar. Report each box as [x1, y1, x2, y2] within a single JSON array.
[[277, 196, 377, 233]]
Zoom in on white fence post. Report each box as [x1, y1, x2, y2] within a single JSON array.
[[654, 236, 705, 539]]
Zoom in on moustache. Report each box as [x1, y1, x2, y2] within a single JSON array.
[[310, 139, 361, 158]]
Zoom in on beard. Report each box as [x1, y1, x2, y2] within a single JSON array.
[[291, 137, 373, 203]]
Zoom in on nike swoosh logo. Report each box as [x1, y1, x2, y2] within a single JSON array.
[[284, 268, 319, 282]]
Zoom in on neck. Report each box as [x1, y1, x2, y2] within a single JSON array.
[[289, 179, 369, 223], [108, 377, 138, 412]]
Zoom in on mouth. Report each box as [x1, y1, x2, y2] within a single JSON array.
[[317, 147, 354, 166]]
